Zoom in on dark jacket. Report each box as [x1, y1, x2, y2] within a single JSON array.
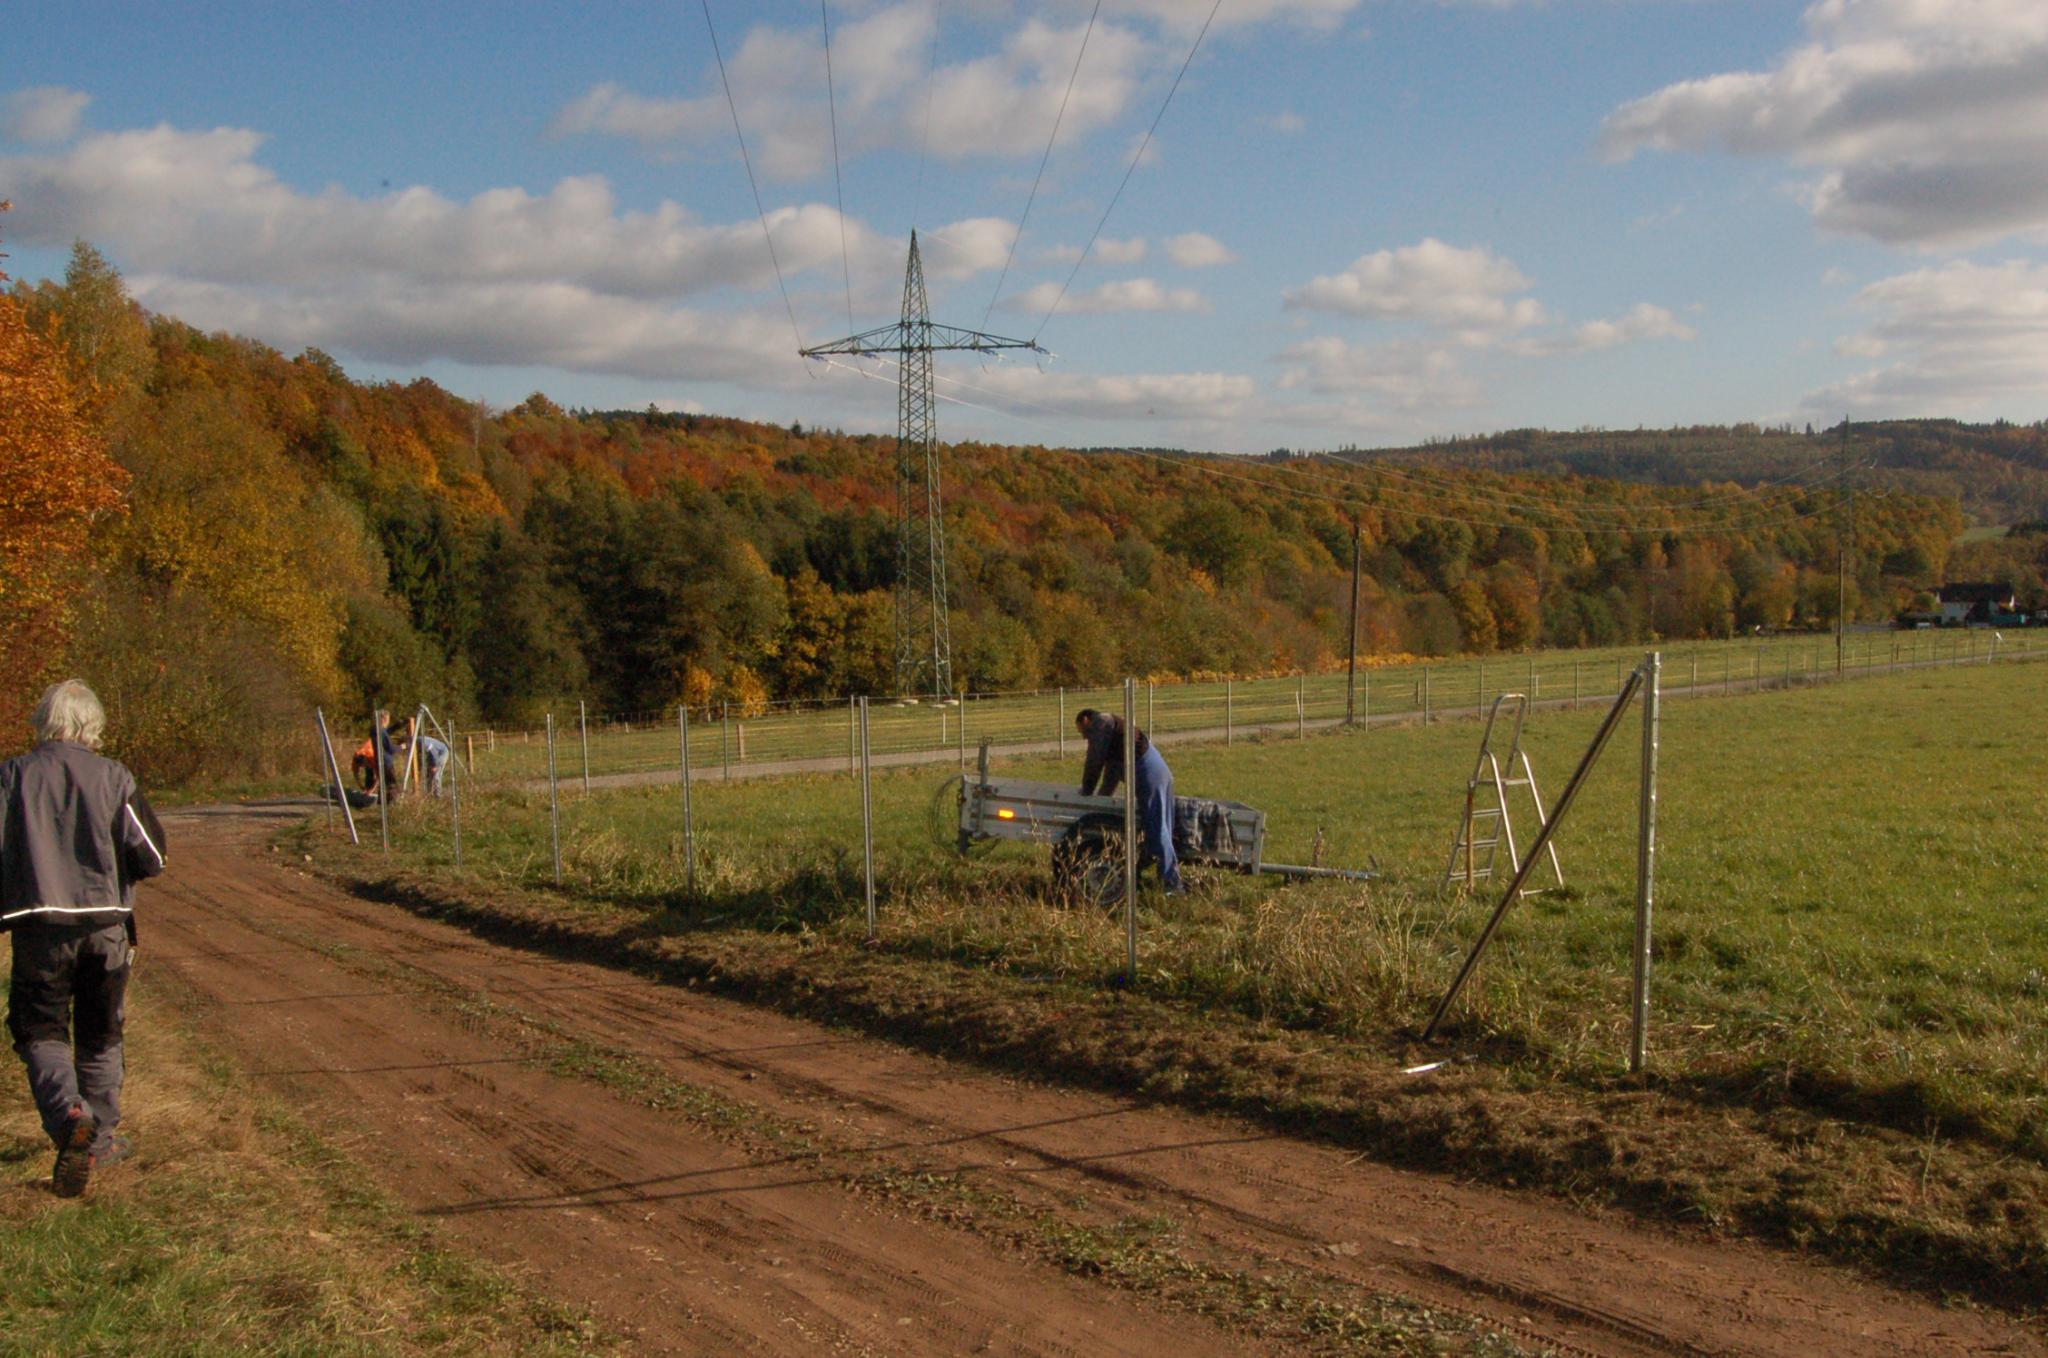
[[1079, 716, 1153, 798], [0, 741, 166, 936]]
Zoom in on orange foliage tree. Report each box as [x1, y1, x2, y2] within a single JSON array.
[[0, 204, 129, 746]]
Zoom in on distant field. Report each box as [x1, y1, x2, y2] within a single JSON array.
[[404, 627, 2038, 787], [364, 654, 2048, 1156]]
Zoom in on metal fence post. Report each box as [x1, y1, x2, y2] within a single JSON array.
[[449, 717, 463, 869], [679, 705, 695, 895], [1296, 675, 1305, 738], [546, 713, 562, 885], [578, 699, 591, 794], [1123, 678, 1138, 983], [859, 697, 876, 942], [1529, 656, 1537, 702], [314, 709, 357, 845], [373, 704, 390, 855], [1422, 666, 1431, 725], [1631, 652, 1661, 1075]]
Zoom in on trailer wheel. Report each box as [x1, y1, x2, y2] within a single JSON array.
[[1052, 815, 1129, 910]]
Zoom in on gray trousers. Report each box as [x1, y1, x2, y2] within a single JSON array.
[[7, 921, 130, 1154]]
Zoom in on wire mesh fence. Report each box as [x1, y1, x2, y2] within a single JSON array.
[[333, 628, 2041, 796]]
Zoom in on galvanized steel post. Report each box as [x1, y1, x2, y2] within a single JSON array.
[[545, 713, 562, 885], [859, 697, 876, 942], [373, 704, 390, 855], [1123, 678, 1138, 983], [578, 699, 591, 794], [449, 717, 462, 869], [314, 708, 357, 845], [678, 705, 696, 895], [1631, 653, 1662, 1075]]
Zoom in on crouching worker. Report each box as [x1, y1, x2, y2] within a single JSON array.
[[1074, 708, 1183, 894], [415, 732, 449, 797], [0, 680, 166, 1197]]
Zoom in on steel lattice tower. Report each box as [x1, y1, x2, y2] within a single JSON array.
[[802, 233, 1043, 696]]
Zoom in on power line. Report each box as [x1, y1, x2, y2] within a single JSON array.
[[701, 0, 806, 355], [910, 11, 941, 233], [981, 0, 1103, 332], [1032, 0, 1224, 345], [821, 1, 855, 335]]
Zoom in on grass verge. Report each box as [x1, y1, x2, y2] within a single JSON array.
[[0, 940, 613, 1358]]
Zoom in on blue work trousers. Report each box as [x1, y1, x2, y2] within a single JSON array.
[[1134, 745, 1182, 891]]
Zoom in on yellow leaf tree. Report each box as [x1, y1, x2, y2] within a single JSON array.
[[0, 204, 129, 746]]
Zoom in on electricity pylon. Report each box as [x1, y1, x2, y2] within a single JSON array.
[[802, 232, 1043, 697]]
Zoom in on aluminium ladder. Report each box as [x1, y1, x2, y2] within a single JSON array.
[[1442, 693, 1563, 897]]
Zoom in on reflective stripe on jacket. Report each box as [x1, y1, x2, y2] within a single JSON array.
[[0, 741, 166, 934]]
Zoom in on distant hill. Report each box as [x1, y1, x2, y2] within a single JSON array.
[[1319, 421, 2048, 527]]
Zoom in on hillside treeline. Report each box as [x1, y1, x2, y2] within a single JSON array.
[[1332, 420, 2048, 526], [4, 239, 1973, 784]]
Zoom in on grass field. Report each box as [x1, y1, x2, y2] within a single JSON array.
[[383, 628, 2040, 787], [0, 951, 610, 1358], [329, 651, 2048, 1303]]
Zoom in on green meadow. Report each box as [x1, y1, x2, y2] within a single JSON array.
[[361, 649, 2048, 1163]]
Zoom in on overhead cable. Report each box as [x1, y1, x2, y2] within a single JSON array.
[[980, 0, 1104, 331]]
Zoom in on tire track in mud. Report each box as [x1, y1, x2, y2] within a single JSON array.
[[145, 807, 2043, 1358]]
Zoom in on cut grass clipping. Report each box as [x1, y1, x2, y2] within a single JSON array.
[[0, 943, 611, 1358], [311, 656, 2048, 1311]]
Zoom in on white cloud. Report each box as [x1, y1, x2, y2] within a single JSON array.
[[1510, 303, 1697, 356], [1165, 231, 1235, 267], [2, 86, 90, 144], [1600, 0, 2048, 249], [0, 123, 936, 298], [553, 7, 1155, 177], [1103, 0, 1360, 33], [0, 119, 1026, 384], [957, 363, 1258, 423], [1283, 238, 1546, 333], [1273, 335, 1480, 410], [1006, 277, 1209, 314], [1804, 258, 2048, 414], [1043, 235, 1148, 265]]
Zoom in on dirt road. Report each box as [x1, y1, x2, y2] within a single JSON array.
[[143, 805, 2041, 1357]]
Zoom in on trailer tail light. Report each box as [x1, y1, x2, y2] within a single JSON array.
[[996, 808, 1016, 820]]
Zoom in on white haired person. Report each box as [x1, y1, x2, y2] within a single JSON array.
[[0, 680, 165, 1196]]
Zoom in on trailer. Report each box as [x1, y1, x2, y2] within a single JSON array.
[[948, 765, 1376, 907]]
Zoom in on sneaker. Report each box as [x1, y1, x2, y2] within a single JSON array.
[[52, 1106, 98, 1198], [92, 1135, 134, 1171]]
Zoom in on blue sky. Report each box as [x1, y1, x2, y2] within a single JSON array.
[[4, 0, 2044, 453]]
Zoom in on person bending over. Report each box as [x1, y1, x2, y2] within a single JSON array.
[[1074, 708, 1183, 894]]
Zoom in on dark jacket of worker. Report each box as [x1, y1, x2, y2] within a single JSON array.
[[0, 740, 166, 938], [1078, 712, 1152, 798]]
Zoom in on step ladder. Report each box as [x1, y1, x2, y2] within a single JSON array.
[[1442, 693, 1563, 897]]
